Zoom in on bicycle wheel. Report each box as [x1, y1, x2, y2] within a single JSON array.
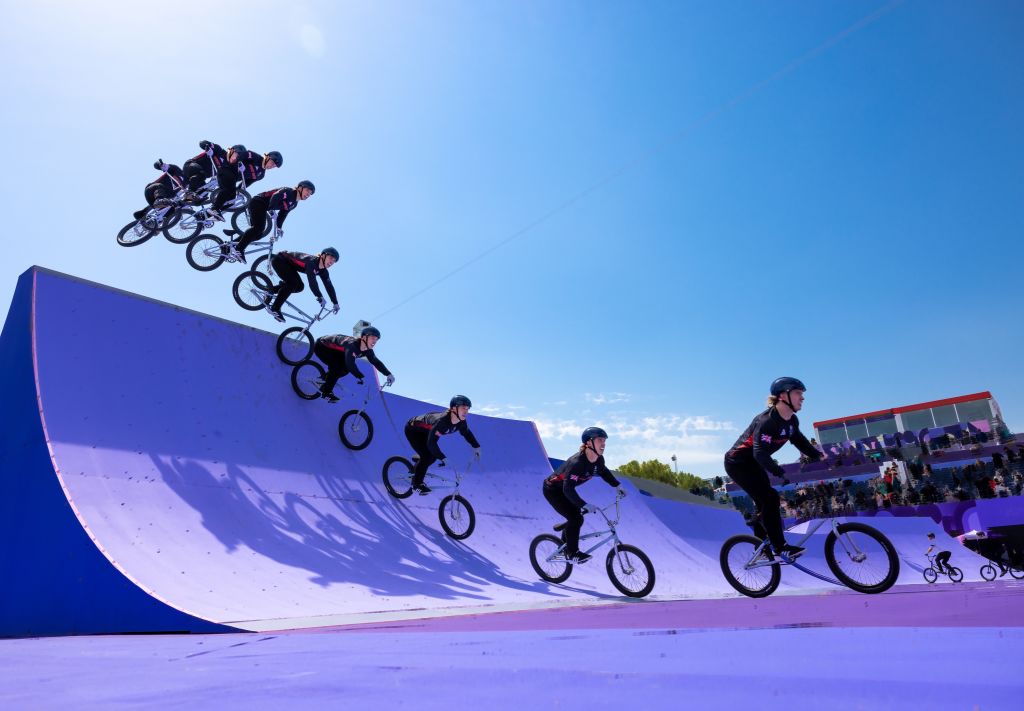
[[186, 233, 227, 271], [439, 494, 476, 540], [290, 361, 325, 400], [164, 207, 202, 244], [824, 522, 899, 594], [948, 566, 963, 583], [231, 270, 273, 311], [606, 544, 655, 598], [251, 253, 277, 279], [382, 456, 414, 499], [529, 534, 572, 584], [720, 534, 781, 598], [146, 207, 180, 233], [116, 219, 155, 247], [980, 564, 997, 582], [230, 207, 272, 237], [276, 326, 313, 365], [338, 410, 373, 450], [923, 567, 938, 584], [1010, 567, 1024, 580]]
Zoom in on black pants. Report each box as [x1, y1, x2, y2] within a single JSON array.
[[314, 341, 355, 394], [183, 160, 210, 193], [237, 197, 270, 253], [935, 550, 951, 571], [213, 162, 239, 210], [543, 484, 585, 555], [269, 254, 303, 312], [135, 182, 175, 218], [725, 458, 786, 550], [404, 425, 436, 487]]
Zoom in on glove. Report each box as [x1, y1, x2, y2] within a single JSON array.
[[385, 374, 395, 386], [275, 229, 284, 240], [317, 297, 326, 308], [473, 447, 481, 460], [331, 303, 340, 315], [199, 140, 212, 150], [437, 459, 446, 468], [616, 487, 627, 498], [356, 379, 364, 386], [582, 503, 599, 515]]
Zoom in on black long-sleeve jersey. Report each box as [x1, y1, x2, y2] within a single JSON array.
[[544, 451, 621, 508], [186, 143, 228, 176], [316, 335, 392, 380], [407, 412, 480, 460], [256, 187, 299, 227], [237, 151, 267, 186], [150, 164, 186, 190], [277, 251, 338, 305], [725, 407, 822, 477]]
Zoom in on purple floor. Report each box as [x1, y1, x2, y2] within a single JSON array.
[[315, 581, 1024, 634]]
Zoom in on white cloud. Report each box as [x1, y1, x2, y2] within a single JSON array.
[[298, 24, 326, 57], [589, 395, 626, 405]]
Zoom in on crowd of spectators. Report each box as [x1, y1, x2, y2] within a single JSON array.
[[730, 444, 1024, 521]]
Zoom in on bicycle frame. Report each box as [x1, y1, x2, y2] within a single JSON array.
[[543, 493, 629, 562], [739, 517, 870, 587], [422, 460, 473, 496]]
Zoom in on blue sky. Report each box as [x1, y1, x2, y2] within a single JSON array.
[[1, 1, 1021, 473]]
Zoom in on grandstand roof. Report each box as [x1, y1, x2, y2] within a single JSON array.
[[813, 392, 994, 429]]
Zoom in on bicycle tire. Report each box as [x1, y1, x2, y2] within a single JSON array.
[[438, 494, 476, 540], [382, 456, 414, 498], [276, 326, 313, 365], [164, 207, 201, 244], [116, 219, 155, 247], [529, 534, 572, 584], [923, 567, 938, 584], [719, 534, 781, 598], [227, 188, 250, 213], [948, 566, 963, 583], [980, 564, 997, 582], [606, 543, 655, 598], [230, 207, 272, 237], [824, 522, 899, 594], [185, 233, 227, 271], [290, 361, 325, 400], [231, 270, 273, 311], [251, 253, 277, 279], [1011, 567, 1024, 580], [338, 410, 373, 450]]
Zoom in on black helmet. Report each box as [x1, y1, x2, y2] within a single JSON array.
[[360, 326, 381, 339], [450, 395, 472, 409], [230, 144, 247, 155], [770, 377, 806, 396], [266, 151, 283, 167], [581, 426, 609, 443], [297, 179, 316, 195], [322, 247, 339, 260]]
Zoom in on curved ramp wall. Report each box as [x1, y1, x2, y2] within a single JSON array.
[[0, 268, 995, 637]]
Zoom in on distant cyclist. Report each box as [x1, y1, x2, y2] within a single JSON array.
[[265, 248, 340, 322], [132, 160, 185, 220], [926, 532, 952, 574], [234, 180, 315, 262], [404, 396, 481, 494], [543, 427, 625, 564], [313, 326, 395, 403], [724, 377, 825, 561]]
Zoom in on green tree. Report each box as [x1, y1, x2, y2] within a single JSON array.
[[617, 459, 707, 491]]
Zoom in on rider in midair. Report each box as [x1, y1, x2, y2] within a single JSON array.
[[312, 326, 395, 403]]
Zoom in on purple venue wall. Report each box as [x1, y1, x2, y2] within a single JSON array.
[[0, 268, 997, 637]]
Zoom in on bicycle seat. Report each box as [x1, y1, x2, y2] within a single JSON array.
[[552, 522, 567, 532]]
